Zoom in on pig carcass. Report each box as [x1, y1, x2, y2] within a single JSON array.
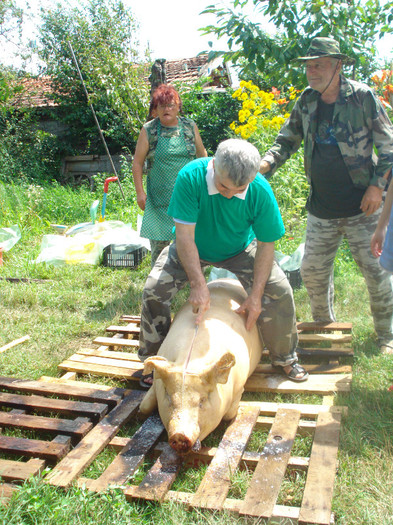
[[139, 279, 263, 454]]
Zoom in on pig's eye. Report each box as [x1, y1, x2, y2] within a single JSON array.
[[199, 396, 208, 408]]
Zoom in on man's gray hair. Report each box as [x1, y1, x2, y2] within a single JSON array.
[[214, 139, 261, 186]]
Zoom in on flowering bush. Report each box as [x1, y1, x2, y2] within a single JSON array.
[[371, 69, 393, 118], [229, 80, 298, 140]]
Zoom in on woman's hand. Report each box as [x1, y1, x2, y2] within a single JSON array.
[[136, 190, 147, 211]]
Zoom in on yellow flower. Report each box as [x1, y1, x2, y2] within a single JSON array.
[[232, 89, 242, 99], [241, 92, 248, 101], [229, 122, 236, 131], [240, 80, 246, 88]]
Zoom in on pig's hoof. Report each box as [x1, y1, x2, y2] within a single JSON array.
[[169, 434, 193, 454], [139, 373, 153, 389]]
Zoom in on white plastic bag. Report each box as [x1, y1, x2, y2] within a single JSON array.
[[0, 225, 21, 252], [276, 243, 305, 272]]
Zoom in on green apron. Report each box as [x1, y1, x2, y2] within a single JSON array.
[[141, 121, 193, 241]]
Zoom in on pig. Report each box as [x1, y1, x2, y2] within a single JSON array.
[[139, 279, 263, 455]]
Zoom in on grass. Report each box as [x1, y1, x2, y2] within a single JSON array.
[[0, 180, 393, 524]]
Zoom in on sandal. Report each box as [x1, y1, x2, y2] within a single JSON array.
[[275, 362, 309, 383], [139, 372, 153, 390]]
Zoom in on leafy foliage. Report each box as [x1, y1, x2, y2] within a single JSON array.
[[180, 82, 240, 154], [201, 0, 393, 88], [38, 0, 150, 154]]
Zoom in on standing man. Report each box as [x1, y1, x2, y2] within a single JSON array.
[[260, 37, 393, 353], [138, 139, 308, 388]]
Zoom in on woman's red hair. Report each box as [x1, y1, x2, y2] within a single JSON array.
[[151, 84, 182, 111]]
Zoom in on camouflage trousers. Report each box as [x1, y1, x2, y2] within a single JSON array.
[[301, 211, 393, 341], [149, 239, 171, 268], [139, 240, 299, 366]]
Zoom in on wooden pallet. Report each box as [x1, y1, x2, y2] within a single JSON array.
[[0, 375, 139, 487], [42, 400, 341, 525], [58, 317, 353, 395]]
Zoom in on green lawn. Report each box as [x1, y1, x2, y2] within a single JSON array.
[[0, 181, 392, 524]]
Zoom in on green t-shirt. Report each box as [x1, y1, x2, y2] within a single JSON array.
[[167, 157, 285, 263]]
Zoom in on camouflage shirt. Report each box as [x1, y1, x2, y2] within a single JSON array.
[[263, 75, 393, 189], [144, 116, 196, 171]]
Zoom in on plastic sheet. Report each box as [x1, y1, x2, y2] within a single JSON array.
[[0, 225, 21, 252], [35, 220, 150, 266]]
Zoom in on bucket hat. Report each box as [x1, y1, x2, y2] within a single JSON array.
[[294, 37, 355, 65]]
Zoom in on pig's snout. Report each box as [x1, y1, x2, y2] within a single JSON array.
[[169, 433, 194, 454]]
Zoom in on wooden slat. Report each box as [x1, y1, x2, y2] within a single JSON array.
[[58, 359, 142, 379], [0, 458, 45, 481], [0, 412, 93, 439], [92, 337, 140, 348], [0, 482, 19, 501], [298, 410, 341, 525], [89, 413, 164, 491], [297, 321, 352, 331], [77, 348, 140, 362], [296, 347, 354, 357], [0, 376, 123, 406], [0, 392, 108, 421], [106, 325, 140, 335], [298, 333, 352, 344], [255, 363, 352, 374], [240, 408, 300, 517], [126, 443, 183, 502], [61, 354, 141, 370], [119, 315, 141, 323], [45, 390, 144, 488], [191, 404, 260, 510], [0, 435, 70, 461], [245, 372, 351, 394]]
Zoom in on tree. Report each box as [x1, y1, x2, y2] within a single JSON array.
[[38, 0, 150, 154], [201, 0, 393, 89]]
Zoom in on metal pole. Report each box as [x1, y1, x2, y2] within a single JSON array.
[[67, 41, 126, 201]]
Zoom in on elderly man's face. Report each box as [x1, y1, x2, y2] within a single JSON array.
[[305, 57, 340, 93], [214, 170, 250, 199]]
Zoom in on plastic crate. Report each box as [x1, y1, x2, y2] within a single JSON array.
[[284, 268, 302, 290], [102, 244, 148, 269]]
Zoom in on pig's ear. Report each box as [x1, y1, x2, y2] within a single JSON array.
[[212, 352, 236, 384], [143, 356, 170, 378]]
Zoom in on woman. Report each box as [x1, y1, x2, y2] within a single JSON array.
[[132, 84, 207, 266]]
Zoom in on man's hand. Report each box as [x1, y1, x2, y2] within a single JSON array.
[[360, 186, 383, 216], [189, 283, 210, 324], [236, 294, 262, 331], [259, 160, 271, 175]]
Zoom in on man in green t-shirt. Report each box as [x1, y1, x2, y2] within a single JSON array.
[[138, 139, 308, 387]]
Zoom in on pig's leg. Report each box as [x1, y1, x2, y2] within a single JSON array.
[[139, 383, 158, 414], [222, 388, 244, 420]]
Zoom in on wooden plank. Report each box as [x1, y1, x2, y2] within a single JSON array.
[[0, 376, 123, 407], [255, 363, 352, 375], [0, 458, 45, 481], [58, 359, 142, 380], [240, 401, 346, 418], [240, 408, 301, 518], [296, 347, 354, 357], [89, 413, 164, 491], [0, 392, 108, 421], [0, 435, 70, 461], [126, 443, 183, 502], [298, 410, 341, 525], [92, 337, 140, 348], [119, 315, 141, 323], [106, 325, 140, 335], [61, 354, 141, 370], [0, 335, 30, 354], [245, 373, 352, 394], [77, 348, 141, 362], [0, 483, 19, 502], [191, 404, 260, 510], [0, 412, 93, 439], [298, 333, 352, 344], [45, 390, 144, 488], [297, 321, 352, 332]]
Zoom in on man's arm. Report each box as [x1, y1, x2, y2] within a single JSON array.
[[175, 222, 210, 324], [236, 240, 275, 330], [371, 176, 393, 256]]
